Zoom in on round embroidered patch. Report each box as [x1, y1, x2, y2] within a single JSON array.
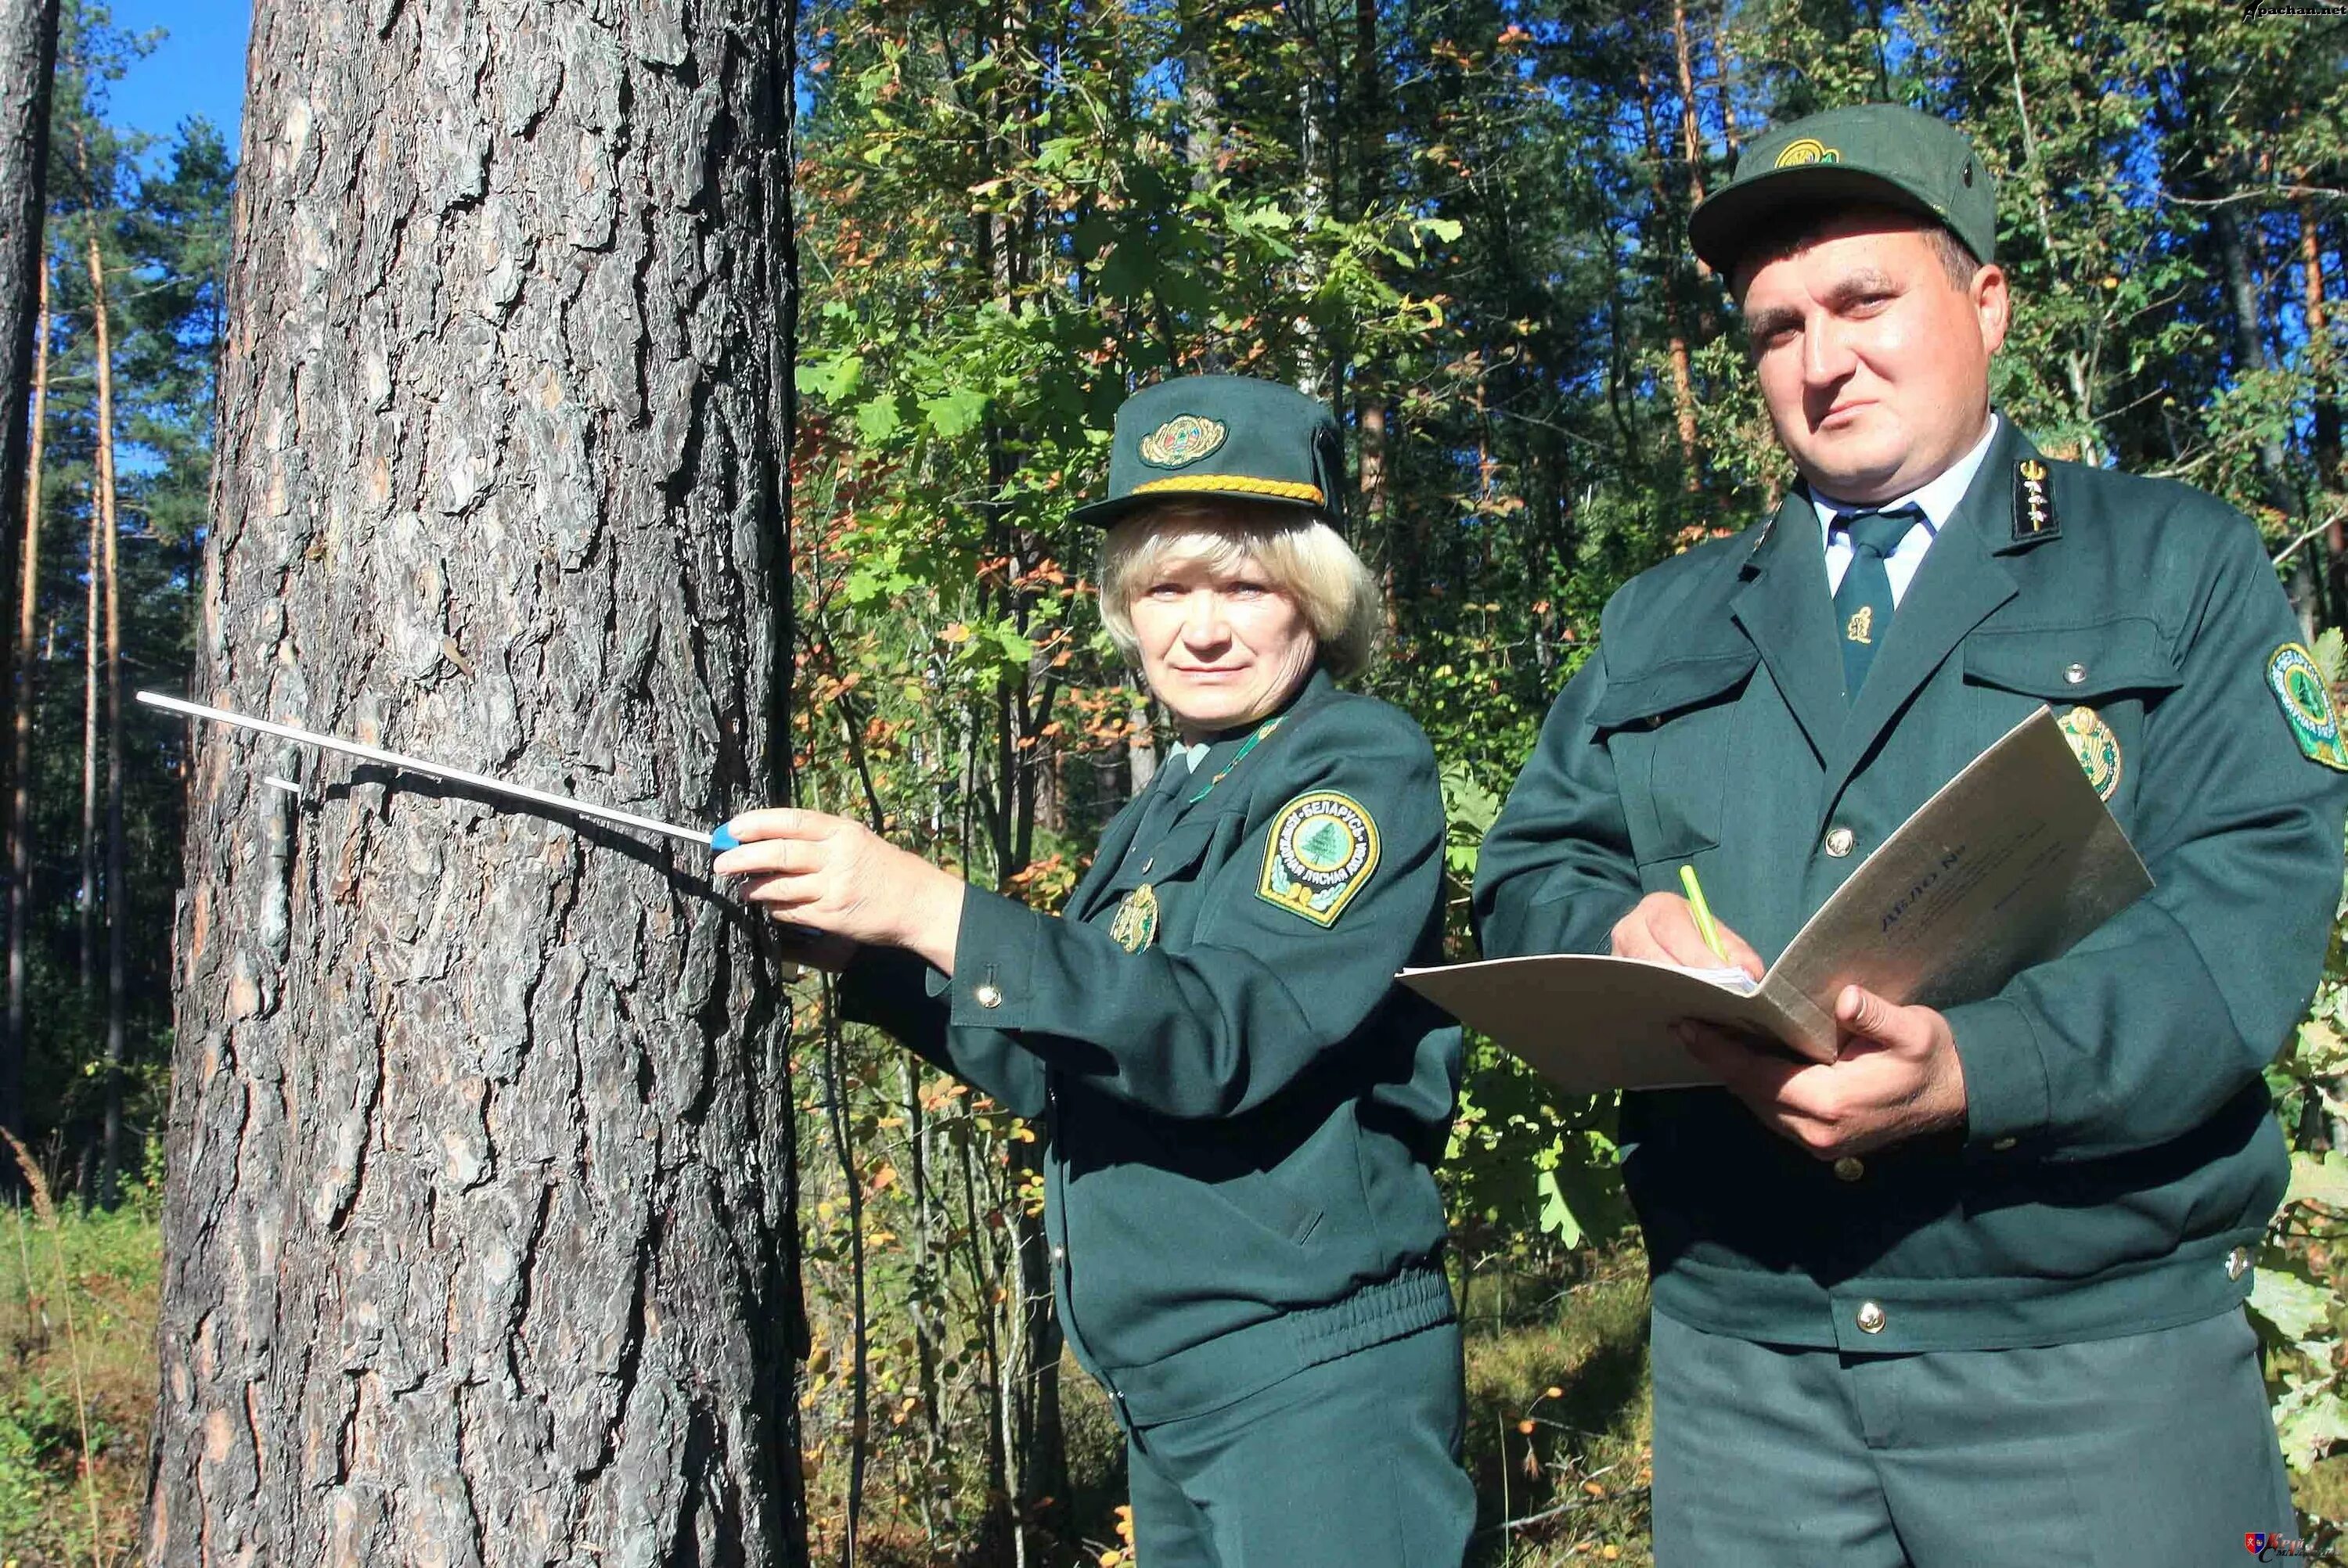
[[2267, 642, 2348, 771], [1138, 414, 1227, 469], [1109, 883, 1160, 953], [1258, 791, 1379, 927], [2057, 705, 2121, 800]]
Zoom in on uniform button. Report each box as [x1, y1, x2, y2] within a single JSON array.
[[2226, 1246, 2249, 1281], [974, 983, 1003, 1009], [2064, 663, 2088, 685], [1833, 1156, 1865, 1182], [1991, 1136, 2017, 1152], [1051, 1244, 1066, 1264], [1824, 826, 1856, 858], [1856, 1300, 1886, 1334]]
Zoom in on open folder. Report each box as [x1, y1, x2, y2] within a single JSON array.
[[1402, 707, 2153, 1093]]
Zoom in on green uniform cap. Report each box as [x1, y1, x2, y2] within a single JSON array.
[[1073, 375, 1346, 534], [1688, 103, 1997, 277]]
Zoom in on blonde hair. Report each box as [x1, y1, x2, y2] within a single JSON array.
[[1097, 502, 1383, 678]]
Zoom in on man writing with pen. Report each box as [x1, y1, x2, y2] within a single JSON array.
[[1475, 104, 2348, 1565]]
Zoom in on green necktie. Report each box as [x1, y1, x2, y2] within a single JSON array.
[[1832, 505, 1924, 698]]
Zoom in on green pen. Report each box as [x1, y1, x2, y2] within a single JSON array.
[[1678, 863, 1730, 964]]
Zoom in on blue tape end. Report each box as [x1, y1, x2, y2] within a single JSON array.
[[710, 824, 740, 852]]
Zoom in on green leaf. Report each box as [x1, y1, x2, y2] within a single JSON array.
[[920, 387, 989, 440], [852, 395, 903, 442], [2288, 1152, 2348, 1211], [2249, 1264, 2335, 1343], [795, 353, 865, 402], [2274, 1375, 2348, 1471]]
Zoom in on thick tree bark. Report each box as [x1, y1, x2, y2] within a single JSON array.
[[147, 1, 806, 1561], [0, 0, 61, 922], [5, 259, 44, 1137]]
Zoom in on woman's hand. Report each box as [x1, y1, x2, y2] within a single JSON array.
[[714, 808, 967, 973]]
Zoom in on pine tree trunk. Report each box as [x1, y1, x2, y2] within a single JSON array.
[[146, 0, 807, 1559], [85, 223, 127, 1204], [0, 0, 61, 907], [77, 413, 94, 991], [1635, 67, 1701, 483], [5, 259, 45, 1138]]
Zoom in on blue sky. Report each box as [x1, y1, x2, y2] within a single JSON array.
[[108, 0, 250, 151]]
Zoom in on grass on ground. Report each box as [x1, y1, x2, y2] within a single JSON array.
[[0, 1171, 159, 1568]]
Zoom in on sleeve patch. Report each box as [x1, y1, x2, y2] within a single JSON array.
[[2267, 642, 2348, 771], [1257, 790, 1380, 927]]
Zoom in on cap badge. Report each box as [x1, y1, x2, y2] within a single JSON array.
[[1774, 138, 1841, 169], [2058, 705, 2121, 800], [1139, 415, 1227, 469]]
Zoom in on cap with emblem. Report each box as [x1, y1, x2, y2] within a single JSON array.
[[1071, 375, 1346, 534], [1687, 102, 1997, 278]]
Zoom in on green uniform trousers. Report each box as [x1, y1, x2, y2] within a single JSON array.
[[1124, 1321, 1475, 1568], [1650, 1307, 2294, 1566]]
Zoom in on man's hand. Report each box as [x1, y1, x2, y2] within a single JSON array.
[[1676, 984, 1969, 1160], [1611, 891, 1766, 980], [714, 808, 969, 973]]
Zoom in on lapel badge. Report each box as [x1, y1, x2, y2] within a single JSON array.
[[1111, 883, 1161, 952], [2011, 458, 2060, 543], [1138, 415, 1227, 469], [2058, 705, 2121, 800]]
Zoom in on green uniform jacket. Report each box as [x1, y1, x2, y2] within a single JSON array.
[[841, 669, 1462, 1422], [1475, 419, 2348, 1352]]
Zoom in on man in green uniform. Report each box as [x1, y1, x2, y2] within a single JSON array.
[[720, 376, 1475, 1566], [1474, 104, 2348, 1565]]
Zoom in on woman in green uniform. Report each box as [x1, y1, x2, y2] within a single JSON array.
[[715, 375, 1473, 1568]]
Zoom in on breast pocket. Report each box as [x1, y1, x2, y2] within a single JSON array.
[[1962, 620, 2181, 820], [1589, 650, 1759, 869]]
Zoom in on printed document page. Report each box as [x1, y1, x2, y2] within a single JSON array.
[[1403, 707, 2153, 1093]]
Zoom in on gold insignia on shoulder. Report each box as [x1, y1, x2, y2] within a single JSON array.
[[1110, 883, 1161, 952], [2267, 642, 2348, 771], [1138, 415, 1227, 469], [2058, 705, 2122, 800], [1774, 138, 1839, 168], [1258, 791, 1379, 927], [1845, 606, 1874, 645], [2011, 458, 2059, 542]]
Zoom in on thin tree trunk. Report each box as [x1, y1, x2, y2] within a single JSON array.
[[77, 412, 93, 993], [1993, 4, 2100, 463], [148, 0, 807, 1558], [85, 224, 125, 1206], [2207, 197, 2317, 628], [5, 260, 45, 1138], [2306, 204, 2339, 493], [0, 0, 63, 909], [1636, 67, 1701, 482], [1352, 0, 1387, 538], [1673, 0, 1711, 282]]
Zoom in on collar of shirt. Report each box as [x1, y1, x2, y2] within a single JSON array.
[[1165, 739, 1211, 779], [1810, 412, 2001, 605]]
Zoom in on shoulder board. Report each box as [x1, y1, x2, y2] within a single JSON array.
[[2011, 457, 2060, 545]]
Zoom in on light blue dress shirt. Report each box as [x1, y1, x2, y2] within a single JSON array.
[[1811, 414, 2002, 607]]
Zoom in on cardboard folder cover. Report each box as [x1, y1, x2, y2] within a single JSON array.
[[1403, 707, 2153, 1094]]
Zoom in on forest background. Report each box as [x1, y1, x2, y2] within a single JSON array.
[[4, 0, 2348, 1563]]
